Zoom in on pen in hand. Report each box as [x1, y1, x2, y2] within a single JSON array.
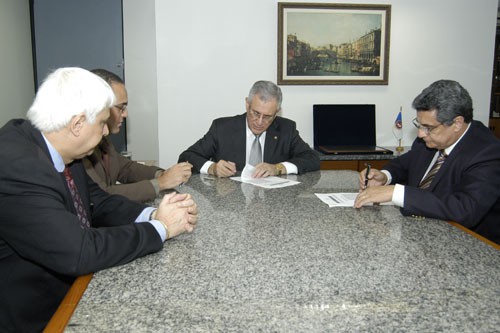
[[364, 164, 371, 189]]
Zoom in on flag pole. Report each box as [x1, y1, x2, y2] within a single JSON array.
[[396, 138, 404, 152], [395, 106, 404, 153]]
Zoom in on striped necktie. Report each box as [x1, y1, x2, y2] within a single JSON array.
[[249, 134, 262, 166], [63, 167, 91, 228], [418, 150, 447, 190]]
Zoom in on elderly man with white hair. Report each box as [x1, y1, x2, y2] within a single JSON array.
[[0, 67, 198, 332]]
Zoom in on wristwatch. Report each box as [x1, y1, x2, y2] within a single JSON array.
[[275, 163, 286, 176]]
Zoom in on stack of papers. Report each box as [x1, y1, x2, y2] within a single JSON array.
[[230, 164, 300, 189]]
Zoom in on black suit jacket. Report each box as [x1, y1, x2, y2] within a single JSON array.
[[178, 113, 320, 173], [383, 120, 500, 244], [0, 120, 163, 332]]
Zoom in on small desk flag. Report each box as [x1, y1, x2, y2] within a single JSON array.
[[392, 108, 404, 152]]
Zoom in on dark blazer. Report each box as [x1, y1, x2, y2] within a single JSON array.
[[178, 113, 320, 174], [383, 120, 500, 244], [0, 119, 163, 332], [83, 137, 163, 202]]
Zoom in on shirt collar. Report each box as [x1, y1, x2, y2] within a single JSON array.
[[443, 122, 470, 156], [41, 133, 65, 172], [245, 118, 266, 140]]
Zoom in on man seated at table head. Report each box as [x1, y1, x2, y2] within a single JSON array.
[[178, 80, 320, 178], [0, 67, 198, 332], [354, 79, 500, 244], [83, 69, 192, 202]]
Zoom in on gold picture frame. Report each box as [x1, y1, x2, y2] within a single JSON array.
[[278, 2, 391, 85]]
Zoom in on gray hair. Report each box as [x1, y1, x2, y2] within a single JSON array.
[[412, 79, 473, 124], [27, 67, 115, 132], [247, 80, 283, 111]]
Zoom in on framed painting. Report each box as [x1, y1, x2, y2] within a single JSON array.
[[278, 3, 391, 85]]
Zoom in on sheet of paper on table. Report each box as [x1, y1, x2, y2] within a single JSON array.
[[230, 164, 300, 189], [315, 192, 393, 207]]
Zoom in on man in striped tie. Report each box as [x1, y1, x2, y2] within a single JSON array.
[[354, 80, 500, 244]]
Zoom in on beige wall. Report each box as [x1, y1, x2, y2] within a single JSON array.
[[147, 0, 498, 167], [123, 0, 159, 162], [2, 1, 497, 165]]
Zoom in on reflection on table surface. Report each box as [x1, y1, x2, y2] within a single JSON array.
[[66, 171, 500, 332]]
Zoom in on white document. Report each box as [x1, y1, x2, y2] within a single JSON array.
[[230, 164, 300, 189], [315, 192, 393, 207], [315, 193, 359, 207]]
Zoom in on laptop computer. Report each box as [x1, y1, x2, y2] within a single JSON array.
[[313, 104, 393, 155]]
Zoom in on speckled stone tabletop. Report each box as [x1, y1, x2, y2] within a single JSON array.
[[66, 171, 500, 332]]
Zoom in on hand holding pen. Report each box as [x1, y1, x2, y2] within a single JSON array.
[[355, 166, 394, 208], [359, 164, 389, 191]]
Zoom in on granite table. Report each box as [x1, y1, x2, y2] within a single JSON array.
[[64, 171, 500, 332]]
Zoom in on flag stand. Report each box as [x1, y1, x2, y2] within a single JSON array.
[[396, 139, 404, 152]]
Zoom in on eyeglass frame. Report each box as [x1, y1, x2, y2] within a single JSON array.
[[412, 117, 444, 135], [112, 103, 128, 113], [247, 109, 277, 123]]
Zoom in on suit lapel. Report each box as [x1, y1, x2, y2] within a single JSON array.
[[263, 118, 280, 161], [409, 141, 436, 187], [232, 114, 248, 168], [21, 120, 92, 220], [423, 122, 474, 191]]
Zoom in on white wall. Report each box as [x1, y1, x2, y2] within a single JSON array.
[[0, 0, 34, 126], [143, 0, 497, 167], [122, 0, 159, 162], [0, 1, 496, 166]]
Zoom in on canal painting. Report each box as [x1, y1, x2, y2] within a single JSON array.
[[278, 3, 391, 85]]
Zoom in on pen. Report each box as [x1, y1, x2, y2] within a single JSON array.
[[364, 164, 371, 189]]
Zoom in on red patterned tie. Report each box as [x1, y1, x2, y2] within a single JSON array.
[[63, 167, 90, 228]]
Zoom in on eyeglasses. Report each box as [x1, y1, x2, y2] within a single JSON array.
[[248, 109, 276, 123], [412, 118, 443, 135], [112, 103, 128, 113]]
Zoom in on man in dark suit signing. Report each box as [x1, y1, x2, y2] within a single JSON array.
[[355, 79, 500, 244], [0, 67, 198, 332], [178, 80, 320, 178]]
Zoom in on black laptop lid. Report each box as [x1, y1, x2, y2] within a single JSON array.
[[313, 104, 376, 148]]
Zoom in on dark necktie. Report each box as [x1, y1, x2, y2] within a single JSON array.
[[418, 150, 447, 190], [63, 167, 91, 228], [249, 134, 262, 166]]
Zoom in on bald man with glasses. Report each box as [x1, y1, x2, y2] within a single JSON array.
[[178, 80, 320, 178], [83, 69, 192, 202], [355, 79, 500, 244]]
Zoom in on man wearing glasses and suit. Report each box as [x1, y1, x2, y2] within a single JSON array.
[[178, 80, 320, 178], [355, 79, 500, 244], [83, 69, 192, 202]]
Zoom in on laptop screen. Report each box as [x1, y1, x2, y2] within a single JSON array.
[[313, 104, 376, 148]]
